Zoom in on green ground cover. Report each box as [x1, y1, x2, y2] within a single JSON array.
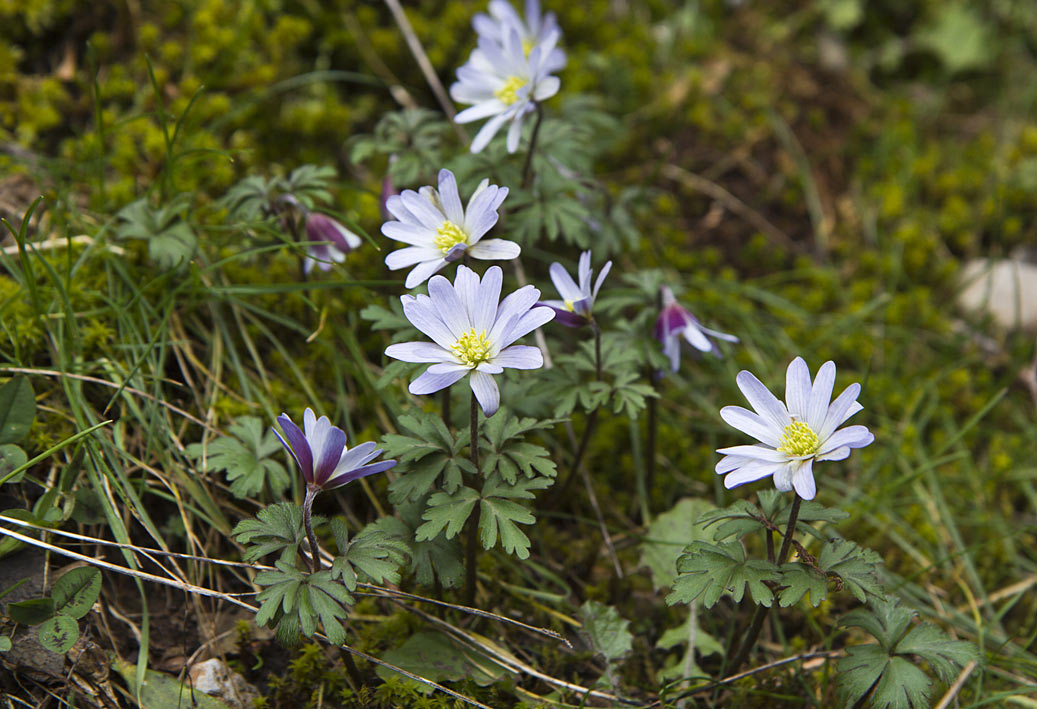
[[1, 0, 1036, 706]]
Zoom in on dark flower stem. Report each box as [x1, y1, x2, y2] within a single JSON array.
[[592, 322, 602, 382], [556, 323, 604, 497], [464, 389, 481, 606], [522, 103, 545, 189], [303, 486, 321, 573], [727, 495, 802, 674]]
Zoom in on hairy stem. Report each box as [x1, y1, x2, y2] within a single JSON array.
[[727, 495, 802, 674], [521, 103, 546, 189], [303, 486, 321, 573]]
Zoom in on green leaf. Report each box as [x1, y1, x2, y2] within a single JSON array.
[[0, 635, 11, 652], [330, 518, 410, 590], [0, 376, 35, 445], [916, 3, 996, 74], [776, 563, 828, 607], [818, 538, 884, 602], [639, 497, 716, 591], [233, 502, 308, 563], [378, 506, 465, 589], [578, 601, 633, 663], [656, 616, 723, 684], [187, 416, 289, 499], [478, 475, 551, 559], [38, 614, 79, 653], [8, 597, 55, 625], [116, 195, 197, 270], [384, 412, 471, 503], [114, 658, 231, 709], [51, 567, 101, 619], [415, 487, 480, 542], [837, 597, 978, 709], [0, 444, 27, 483], [667, 541, 779, 608], [375, 631, 508, 693], [699, 500, 768, 542]]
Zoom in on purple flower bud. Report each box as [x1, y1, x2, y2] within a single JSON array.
[[655, 287, 738, 372], [303, 213, 363, 274]]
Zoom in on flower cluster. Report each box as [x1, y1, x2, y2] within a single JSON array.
[[715, 358, 874, 500], [451, 0, 566, 153], [382, 169, 519, 288], [385, 265, 554, 416]]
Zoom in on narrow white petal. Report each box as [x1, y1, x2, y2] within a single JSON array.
[[463, 185, 503, 240], [410, 367, 467, 395], [772, 463, 796, 492], [468, 238, 521, 261], [470, 370, 500, 416], [715, 444, 787, 462], [497, 305, 554, 348], [818, 425, 874, 454], [721, 460, 782, 488], [816, 446, 850, 462], [549, 262, 582, 302], [682, 323, 714, 352], [491, 345, 543, 369], [719, 406, 782, 448], [532, 75, 560, 100], [807, 361, 836, 431], [381, 221, 434, 247], [400, 190, 447, 231], [404, 259, 448, 289], [384, 341, 453, 364], [736, 371, 791, 430], [472, 266, 502, 333], [818, 383, 863, 441], [386, 246, 440, 270], [401, 296, 456, 349], [506, 113, 525, 153], [790, 459, 816, 499], [437, 169, 465, 225], [592, 260, 612, 299], [784, 357, 812, 420], [489, 286, 540, 344], [428, 274, 471, 337], [476, 362, 504, 374], [470, 113, 510, 153]]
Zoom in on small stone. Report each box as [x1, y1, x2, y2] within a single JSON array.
[[188, 658, 259, 709], [958, 258, 1037, 332]]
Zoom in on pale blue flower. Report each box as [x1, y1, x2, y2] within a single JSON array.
[[540, 250, 611, 327], [450, 22, 563, 153], [472, 0, 566, 74], [382, 169, 519, 288], [716, 357, 874, 500], [384, 264, 554, 416], [275, 409, 396, 491]]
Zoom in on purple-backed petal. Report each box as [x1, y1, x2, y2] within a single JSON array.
[[543, 305, 587, 328], [323, 459, 397, 490], [275, 414, 313, 480], [443, 243, 468, 263], [311, 425, 347, 488]]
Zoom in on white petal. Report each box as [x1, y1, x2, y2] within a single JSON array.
[[384, 341, 453, 364], [772, 463, 796, 492], [476, 362, 504, 374], [470, 370, 500, 416], [682, 323, 714, 352], [816, 446, 850, 462], [715, 444, 787, 462], [428, 274, 471, 337], [400, 190, 447, 231], [437, 169, 465, 225], [532, 75, 560, 100], [818, 425, 873, 454], [401, 295, 456, 349], [592, 260, 612, 300], [790, 459, 816, 499], [491, 345, 543, 369], [463, 185, 504, 240], [549, 262, 581, 302], [472, 266, 502, 333], [489, 285, 540, 343], [719, 406, 782, 448], [735, 371, 791, 431], [784, 357, 812, 420], [818, 383, 863, 441], [470, 113, 510, 153], [721, 459, 782, 488], [807, 361, 836, 431], [410, 367, 467, 395], [467, 238, 520, 261], [404, 259, 448, 288], [381, 220, 434, 247], [386, 246, 440, 270], [506, 113, 525, 153], [497, 304, 554, 348]]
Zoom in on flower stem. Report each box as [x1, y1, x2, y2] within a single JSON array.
[[303, 486, 321, 573], [556, 407, 599, 498], [521, 103, 545, 189], [464, 389, 481, 606], [727, 495, 802, 674], [592, 323, 602, 382]]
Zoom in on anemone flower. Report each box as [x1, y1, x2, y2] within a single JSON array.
[[472, 0, 566, 73], [540, 250, 611, 327], [303, 213, 362, 275], [716, 357, 875, 500], [382, 169, 519, 288], [384, 264, 554, 416], [655, 286, 738, 371], [274, 408, 396, 492], [450, 25, 562, 153]]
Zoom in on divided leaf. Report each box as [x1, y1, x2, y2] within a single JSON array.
[[233, 502, 310, 563], [186, 416, 289, 499], [639, 497, 716, 591], [578, 601, 633, 663], [667, 541, 779, 608]]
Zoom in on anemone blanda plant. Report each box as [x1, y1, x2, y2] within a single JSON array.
[[302, 212, 362, 275], [382, 169, 519, 288], [274, 408, 396, 571], [384, 264, 554, 416], [450, 24, 563, 153], [540, 250, 611, 328], [716, 357, 874, 500], [655, 286, 738, 372]]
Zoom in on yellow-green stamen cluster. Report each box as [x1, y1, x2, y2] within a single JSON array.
[[563, 299, 575, 312], [777, 420, 820, 457], [434, 221, 468, 253], [494, 76, 528, 106], [521, 38, 535, 57], [450, 328, 492, 367]]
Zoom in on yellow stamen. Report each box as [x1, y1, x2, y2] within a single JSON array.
[[450, 328, 492, 367], [494, 75, 528, 106], [563, 299, 575, 312], [434, 221, 468, 253], [522, 38, 534, 57], [777, 420, 820, 457]]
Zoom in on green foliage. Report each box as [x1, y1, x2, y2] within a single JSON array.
[[253, 562, 353, 646], [233, 502, 313, 565], [186, 416, 289, 500], [5, 567, 101, 654], [115, 194, 197, 270], [329, 517, 410, 590], [639, 497, 716, 591], [368, 505, 465, 589], [667, 541, 779, 608], [837, 597, 977, 708], [0, 376, 34, 445], [375, 631, 509, 693], [578, 600, 633, 663], [479, 409, 558, 483], [382, 412, 474, 504], [348, 109, 453, 187]]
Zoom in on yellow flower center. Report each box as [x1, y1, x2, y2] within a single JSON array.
[[777, 420, 821, 457], [563, 299, 575, 312], [494, 75, 528, 106], [522, 38, 535, 57], [434, 220, 468, 253], [450, 328, 492, 367]]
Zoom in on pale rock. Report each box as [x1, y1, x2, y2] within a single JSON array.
[[188, 658, 260, 709], [958, 258, 1037, 332]]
